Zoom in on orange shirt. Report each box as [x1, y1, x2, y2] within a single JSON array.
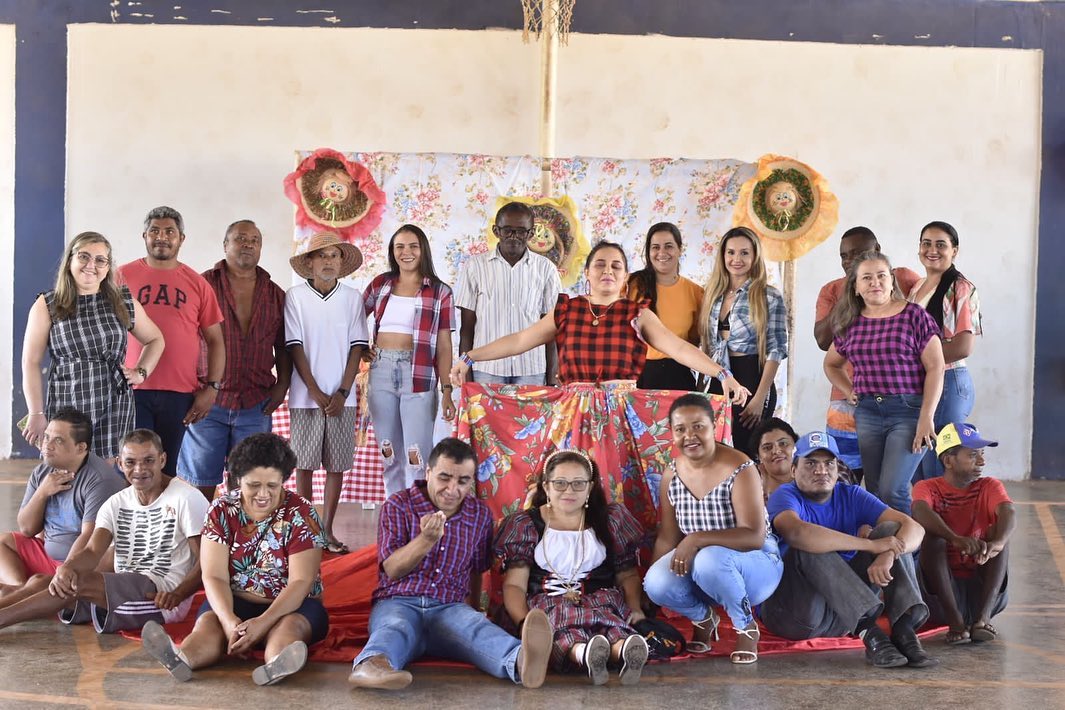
[[628, 276, 704, 360], [912, 476, 1011, 578]]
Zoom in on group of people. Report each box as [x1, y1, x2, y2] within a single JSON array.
[[2, 200, 1012, 688]]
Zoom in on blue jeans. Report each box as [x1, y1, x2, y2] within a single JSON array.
[[176, 399, 272, 487], [368, 350, 438, 498], [472, 371, 546, 386], [643, 536, 783, 629], [134, 390, 195, 477], [916, 367, 975, 482], [354, 596, 521, 682], [855, 393, 926, 514]]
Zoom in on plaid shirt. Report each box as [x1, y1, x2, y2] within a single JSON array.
[[668, 460, 769, 536], [834, 302, 940, 395], [704, 281, 788, 368], [201, 261, 286, 410], [363, 274, 454, 394], [374, 482, 493, 604], [554, 295, 648, 383]]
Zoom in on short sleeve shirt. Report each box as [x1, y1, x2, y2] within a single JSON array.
[[21, 453, 128, 560], [201, 490, 327, 599], [628, 276, 704, 360], [120, 259, 224, 393], [768, 481, 887, 560], [913, 476, 1010, 578], [834, 302, 940, 395], [908, 276, 982, 371], [554, 295, 648, 383]]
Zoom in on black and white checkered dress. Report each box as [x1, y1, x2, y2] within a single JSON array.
[[44, 288, 135, 459], [668, 459, 770, 537]]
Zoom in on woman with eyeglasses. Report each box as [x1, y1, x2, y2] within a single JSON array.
[[495, 450, 650, 686], [643, 394, 782, 665], [21, 232, 164, 458]]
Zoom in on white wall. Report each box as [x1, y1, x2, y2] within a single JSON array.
[[0, 25, 15, 458], [64, 25, 1041, 477]]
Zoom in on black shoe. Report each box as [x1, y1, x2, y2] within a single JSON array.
[[891, 628, 939, 668], [862, 627, 909, 668]]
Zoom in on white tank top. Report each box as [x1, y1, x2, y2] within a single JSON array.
[[379, 295, 416, 335]]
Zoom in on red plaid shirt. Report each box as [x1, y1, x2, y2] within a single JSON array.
[[363, 273, 454, 393], [554, 295, 649, 384], [374, 482, 493, 604], [201, 261, 286, 409]]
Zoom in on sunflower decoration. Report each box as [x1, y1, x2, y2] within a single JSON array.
[[283, 148, 386, 241], [732, 154, 839, 261], [486, 195, 588, 287]]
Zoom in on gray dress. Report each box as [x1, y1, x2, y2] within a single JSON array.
[[44, 287, 135, 458]]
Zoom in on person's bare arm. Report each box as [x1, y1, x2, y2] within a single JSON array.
[[458, 307, 477, 356], [823, 344, 855, 403], [616, 567, 646, 623], [436, 329, 455, 421], [669, 464, 767, 564], [650, 467, 683, 564], [814, 317, 834, 351], [913, 337, 945, 452], [20, 296, 51, 444], [288, 344, 330, 410], [124, 300, 165, 382], [941, 331, 974, 365], [184, 323, 225, 425], [773, 510, 901, 556], [501, 565, 531, 626], [876, 507, 925, 553], [153, 536, 203, 610], [229, 546, 323, 654], [451, 313, 557, 384]]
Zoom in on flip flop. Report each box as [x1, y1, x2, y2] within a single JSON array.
[[325, 539, 350, 554], [945, 628, 971, 645], [969, 622, 998, 643]]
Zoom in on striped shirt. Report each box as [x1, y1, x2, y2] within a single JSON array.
[[668, 460, 769, 537], [834, 302, 940, 395], [704, 281, 788, 368], [454, 248, 561, 377], [201, 261, 286, 410], [374, 482, 493, 604], [364, 274, 455, 394]]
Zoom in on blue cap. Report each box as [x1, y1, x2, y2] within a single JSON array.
[[935, 422, 998, 456], [793, 431, 841, 460]]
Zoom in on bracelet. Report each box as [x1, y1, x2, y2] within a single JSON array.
[[715, 368, 733, 383], [29, 411, 45, 416], [460, 352, 475, 368]]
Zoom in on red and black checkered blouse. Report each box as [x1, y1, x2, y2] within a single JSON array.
[[554, 294, 650, 384]]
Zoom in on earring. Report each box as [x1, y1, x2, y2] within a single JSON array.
[[547, 498, 553, 509], [584, 498, 589, 509]]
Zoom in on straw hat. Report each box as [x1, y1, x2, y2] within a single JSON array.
[[289, 232, 363, 280]]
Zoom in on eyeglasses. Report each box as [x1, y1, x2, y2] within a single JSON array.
[[73, 252, 111, 268], [495, 226, 532, 239], [546, 479, 592, 492]]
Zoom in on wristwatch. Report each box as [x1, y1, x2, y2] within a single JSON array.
[[206, 380, 222, 391], [135, 367, 148, 381], [337, 387, 350, 397]]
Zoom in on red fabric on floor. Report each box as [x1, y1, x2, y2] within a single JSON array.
[[121, 543, 943, 665]]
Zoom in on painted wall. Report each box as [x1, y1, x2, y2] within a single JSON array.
[[0, 25, 15, 458], [62, 25, 1040, 477]]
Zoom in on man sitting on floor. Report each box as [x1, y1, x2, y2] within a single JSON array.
[[0, 408, 126, 609], [759, 431, 937, 668], [0, 429, 209, 634], [348, 437, 552, 690], [912, 422, 1014, 645]]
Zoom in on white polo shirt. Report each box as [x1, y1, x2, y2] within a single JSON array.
[[284, 280, 370, 408], [454, 248, 561, 377]]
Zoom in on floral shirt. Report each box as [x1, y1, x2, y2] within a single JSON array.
[[202, 490, 327, 600]]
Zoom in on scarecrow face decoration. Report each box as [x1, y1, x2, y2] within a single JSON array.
[[528, 222, 557, 254], [764, 180, 805, 231], [283, 148, 386, 241], [320, 169, 353, 203]]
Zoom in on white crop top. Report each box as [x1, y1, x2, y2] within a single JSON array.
[[378, 294, 416, 335]]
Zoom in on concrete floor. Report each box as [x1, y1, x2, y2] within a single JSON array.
[[0, 458, 1063, 710]]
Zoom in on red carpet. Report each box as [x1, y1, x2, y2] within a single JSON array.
[[121, 544, 944, 664]]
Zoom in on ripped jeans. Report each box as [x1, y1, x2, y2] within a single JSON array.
[[367, 349, 439, 498]]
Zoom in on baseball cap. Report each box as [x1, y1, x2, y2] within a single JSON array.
[[935, 422, 998, 456], [793, 431, 841, 460]]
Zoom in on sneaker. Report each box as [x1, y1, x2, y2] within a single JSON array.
[[618, 634, 649, 686], [582, 634, 610, 686]]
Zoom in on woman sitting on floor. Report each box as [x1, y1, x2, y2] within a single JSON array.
[[496, 450, 650, 685], [141, 433, 328, 686], [643, 393, 783, 664], [751, 417, 799, 502]]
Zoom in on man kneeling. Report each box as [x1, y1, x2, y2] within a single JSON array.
[[759, 432, 937, 668], [348, 438, 552, 690], [912, 422, 1013, 645], [0, 429, 208, 634]]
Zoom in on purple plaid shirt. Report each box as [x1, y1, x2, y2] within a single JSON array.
[[373, 482, 493, 604], [835, 302, 940, 395], [363, 274, 455, 393]]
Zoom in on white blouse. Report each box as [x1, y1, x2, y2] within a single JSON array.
[[533, 527, 607, 585]]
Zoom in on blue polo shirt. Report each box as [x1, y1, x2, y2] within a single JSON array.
[[767, 481, 887, 561]]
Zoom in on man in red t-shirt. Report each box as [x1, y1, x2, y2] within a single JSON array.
[[912, 422, 1014, 645], [119, 206, 225, 477], [813, 226, 921, 483]]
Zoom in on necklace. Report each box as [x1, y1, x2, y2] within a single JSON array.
[[587, 300, 615, 327], [542, 508, 587, 603]]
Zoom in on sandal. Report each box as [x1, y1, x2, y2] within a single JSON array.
[[730, 622, 760, 665], [325, 538, 350, 554], [969, 622, 998, 643], [688, 608, 720, 654], [945, 627, 971, 645]]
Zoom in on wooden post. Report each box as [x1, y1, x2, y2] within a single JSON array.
[[539, 0, 559, 197], [782, 259, 796, 421]]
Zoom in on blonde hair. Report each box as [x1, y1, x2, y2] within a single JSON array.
[[828, 251, 905, 336], [52, 232, 130, 329], [699, 227, 770, 365]]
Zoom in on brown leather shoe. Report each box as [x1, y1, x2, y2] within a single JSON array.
[[518, 608, 552, 689], [347, 654, 413, 690]]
